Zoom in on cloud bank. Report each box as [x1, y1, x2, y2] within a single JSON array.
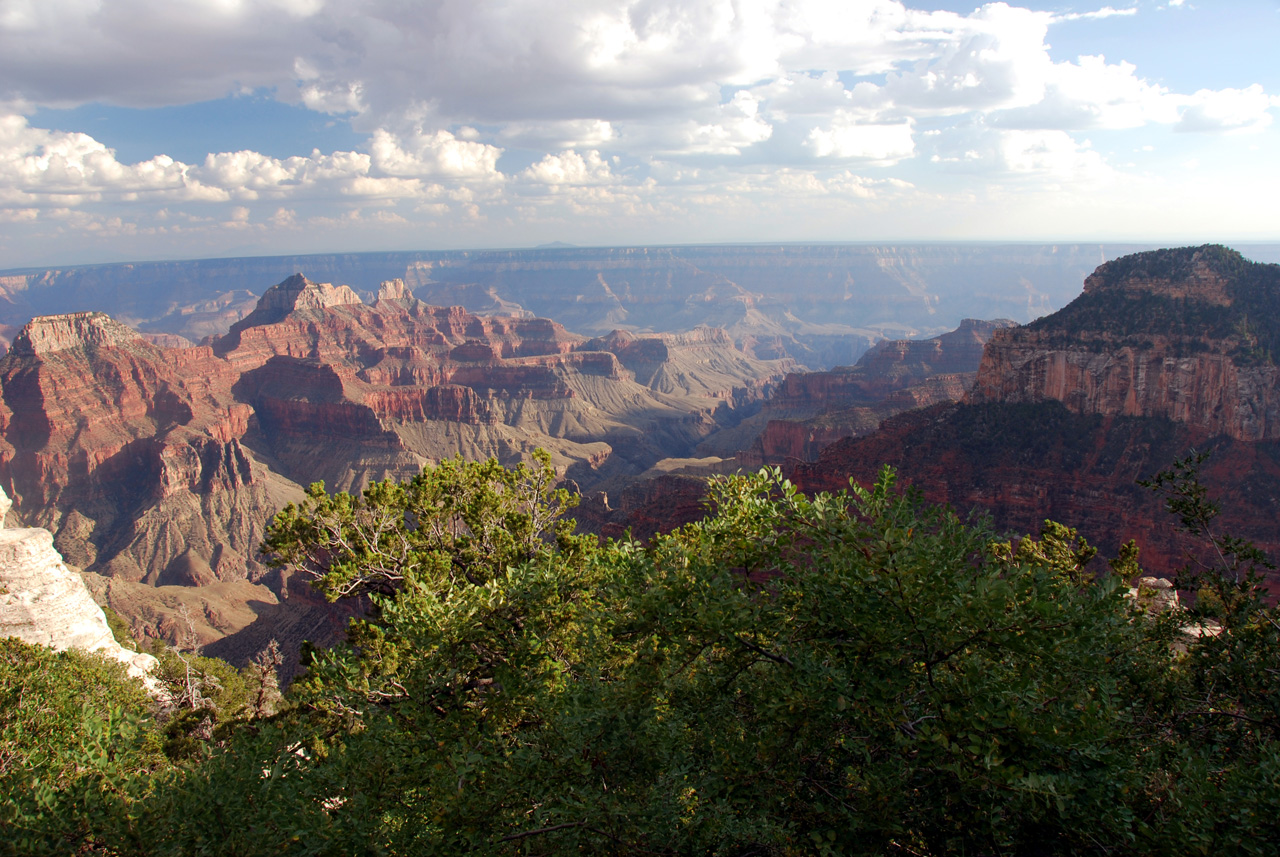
[[0, 0, 1275, 263]]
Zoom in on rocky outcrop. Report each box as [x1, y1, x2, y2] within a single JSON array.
[[970, 246, 1280, 441], [0, 488, 156, 680], [738, 319, 1015, 466], [0, 309, 286, 586], [971, 330, 1280, 441], [8, 311, 145, 356], [793, 247, 1280, 582]]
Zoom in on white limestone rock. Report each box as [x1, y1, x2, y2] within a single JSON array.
[[0, 488, 157, 682]]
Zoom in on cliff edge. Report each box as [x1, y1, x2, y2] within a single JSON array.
[[971, 245, 1280, 441], [0, 487, 157, 680]]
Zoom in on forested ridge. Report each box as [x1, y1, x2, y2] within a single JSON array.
[[4, 451, 1280, 856]]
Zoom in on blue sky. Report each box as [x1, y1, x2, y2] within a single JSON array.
[[0, 0, 1276, 267]]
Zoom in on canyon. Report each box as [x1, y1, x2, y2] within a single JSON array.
[[0, 243, 1193, 368], [0, 273, 789, 650], [3, 243, 1279, 664], [794, 246, 1280, 581], [736, 318, 1016, 467]]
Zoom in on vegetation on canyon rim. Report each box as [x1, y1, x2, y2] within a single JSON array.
[[3, 452, 1280, 856]]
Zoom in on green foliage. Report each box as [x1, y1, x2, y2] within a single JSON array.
[[12, 452, 1280, 855], [102, 605, 137, 651], [0, 638, 162, 856], [142, 459, 1280, 855], [263, 448, 585, 600], [151, 645, 250, 761], [1140, 451, 1280, 755], [992, 519, 1099, 581]]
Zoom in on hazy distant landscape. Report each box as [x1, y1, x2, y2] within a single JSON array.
[[13, 242, 1280, 368]]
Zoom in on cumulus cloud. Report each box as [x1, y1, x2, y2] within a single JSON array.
[[883, 4, 1055, 114], [806, 115, 915, 163], [521, 150, 615, 186], [672, 92, 774, 155], [989, 55, 1177, 130], [0, 114, 505, 208], [1175, 85, 1277, 133], [367, 128, 503, 180], [0, 0, 1274, 262]]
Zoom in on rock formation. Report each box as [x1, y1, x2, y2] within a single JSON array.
[[0, 487, 156, 680], [0, 274, 790, 650], [736, 319, 1016, 466], [793, 246, 1280, 581], [971, 246, 1280, 441]]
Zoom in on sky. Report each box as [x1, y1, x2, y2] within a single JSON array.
[[0, 0, 1277, 268]]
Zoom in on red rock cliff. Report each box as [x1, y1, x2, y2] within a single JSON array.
[[0, 274, 791, 634], [795, 246, 1280, 580], [970, 246, 1280, 441]]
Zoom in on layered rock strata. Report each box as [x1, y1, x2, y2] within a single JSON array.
[[738, 319, 1016, 466], [0, 274, 790, 649], [971, 246, 1280, 441], [793, 246, 1280, 582]]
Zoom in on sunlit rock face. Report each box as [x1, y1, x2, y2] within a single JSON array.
[[793, 246, 1280, 581], [0, 487, 157, 681], [971, 248, 1280, 442], [0, 274, 791, 649]]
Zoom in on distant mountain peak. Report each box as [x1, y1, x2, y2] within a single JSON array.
[[375, 278, 414, 304], [254, 273, 362, 315], [217, 273, 362, 352]]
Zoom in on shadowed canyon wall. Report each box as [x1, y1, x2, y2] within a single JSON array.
[[794, 246, 1280, 581]]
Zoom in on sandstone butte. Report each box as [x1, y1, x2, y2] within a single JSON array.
[[0, 485, 157, 682], [793, 245, 1280, 583], [0, 274, 791, 652]]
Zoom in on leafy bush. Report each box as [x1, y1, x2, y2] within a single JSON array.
[[10, 453, 1280, 855], [0, 639, 162, 856]]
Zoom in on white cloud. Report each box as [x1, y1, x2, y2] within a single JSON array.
[[499, 120, 616, 150], [300, 80, 366, 115], [883, 3, 1055, 114], [638, 91, 774, 156], [1052, 7, 1138, 23], [1175, 85, 1277, 133], [367, 128, 503, 180], [521, 150, 615, 186], [990, 54, 1176, 130], [998, 129, 1109, 177], [806, 115, 915, 163], [0, 0, 1275, 263], [0, 113, 504, 208], [928, 123, 1112, 183]]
